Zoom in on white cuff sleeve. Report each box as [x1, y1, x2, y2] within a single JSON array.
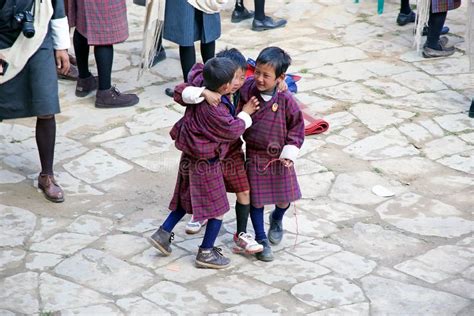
[[51, 17, 70, 50], [182, 86, 206, 104], [279, 144, 300, 162], [237, 111, 252, 129]]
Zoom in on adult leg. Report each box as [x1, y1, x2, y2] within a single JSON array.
[[200, 40, 215, 64], [400, 0, 411, 14], [73, 30, 98, 97], [396, 0, 415, 26], [422, 11, 454, 58], [252, 0, 287, 31], [36, 115, 64, 202], [179, 45, 196, 82]]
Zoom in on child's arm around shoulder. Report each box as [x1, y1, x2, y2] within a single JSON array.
[[280, 92, 305, 164]]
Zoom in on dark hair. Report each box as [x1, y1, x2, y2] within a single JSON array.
[[203, 57, 238, 92], [256, 46, 292, 78], [216, 47, 247, 71]]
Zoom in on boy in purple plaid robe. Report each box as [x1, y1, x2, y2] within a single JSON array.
[[239, 47, 305, 262], [148, 57, 259, 269]]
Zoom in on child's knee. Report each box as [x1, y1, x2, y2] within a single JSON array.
[[214, 215, 224, 220], [236, 191, 250, 204], [276, 203, 290, 209]]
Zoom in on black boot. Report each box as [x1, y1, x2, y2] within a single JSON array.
[[231, 8, 254, 23]]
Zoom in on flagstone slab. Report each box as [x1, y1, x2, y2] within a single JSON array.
[[370, 157, 442, 182], [437, 73, 474, 90], [63, 149, 133, 184], [0, 249, 26, 272], [419, 119, 446, 137], [363, 79, 414, 97], [281, 207, 339, 238], [67, 215, 114, 237], [116, 296, 171, 315], [413, 56, 470, 75], [394, 245, 474, 283], [391, 71, 447, 92], [438, 278, 474, 300], [309, 302, 370, 316], [295, 158, 328, 175], [343, 128, 419, 160], [315, 82, 383, 103], [39, 273, 110, 312], [126, 108, 183, 135], [89, 127, 129, 144], [102, 132, 173, 160], [154, 255, 218, 283], [0, 170, 25, 184], [350, 103, 414, 132], [30, 217, 71, 243], [205, 275, 280, 305], [376, 192, 473, 238], [462, 267, 474, 280], [143, 281, 218, 314], [294, 47, 368, 69], [312, 62, 375, 81], [53, 171, 103, 196], [0, 310, 15, 316], [311, 7, 357, 30], [0, 123, 34, 142], [96, 234, 150, 259], [25, 253, 63, 271], [0, 204, 36, 247], [332, 223, 425, 262], [318, 251, 376, 279], [459, 132, 474, 144], [55, 248, 154, 296], [299, 172, 335, 198], [30, 232, 97, 255], [0, 272, 39, 314], [61, 304, 124, 316], [329, 171, 405, 205], [129, 246, 188, 270], [361, 276, 470, 315], [291, 276, 365, 309], [296, 199, 372, 222], [289, 239, 342, 262], [437, 150, 474, 174], [321, 111, 356, 132], [398, 122, 434, 143], [423, 136, 471, 160], [237, 252, 330, 289], [341, 22, 387, 46]]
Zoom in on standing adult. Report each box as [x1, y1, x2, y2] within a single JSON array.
[[67, 0, 139, 108], [163, 0, 220, 96], [0, 0, 70, 202], [231, 0, 286, 31], [396, 0, 449, 37]]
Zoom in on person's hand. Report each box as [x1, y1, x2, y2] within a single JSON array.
[[281, 158, 293, 167], [277, 79, 288, 92], [55, 49, 70, 75], [242, 96, 260, 115], [202, 89, 221, 106]]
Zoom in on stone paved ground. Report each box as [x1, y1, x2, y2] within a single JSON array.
[[1, 0, 473, 315]]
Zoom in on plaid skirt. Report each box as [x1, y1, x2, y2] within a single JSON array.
[[67, 0, 129, 45], [168, 154, 230, 221], [246, 149, 301, 207], [222, 151, 250, 193], [432, 0, 461, 13]]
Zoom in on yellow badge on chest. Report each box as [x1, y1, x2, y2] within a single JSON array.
[[272, 103, 279, 112]]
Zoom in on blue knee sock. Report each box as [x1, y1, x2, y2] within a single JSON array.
[[200, 218, 222, 249], [272, 204, 290, 221], [162, 207, 186, 233], [250, 206, 266, 241]]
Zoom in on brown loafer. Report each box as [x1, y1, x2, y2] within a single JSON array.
[[38, 174, 65, 203], [58, 64, 79, 81]]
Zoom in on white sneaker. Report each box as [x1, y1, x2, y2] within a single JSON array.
[[185, 218, 208, 234], [233, 232, 263, 254]]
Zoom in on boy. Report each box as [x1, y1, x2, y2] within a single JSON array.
[[239, 47, 305, 262], [175, 48, 264, 255], [148, 57, 259, 269]]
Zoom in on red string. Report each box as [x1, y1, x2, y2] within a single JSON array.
[[263, 158, 299, 248]]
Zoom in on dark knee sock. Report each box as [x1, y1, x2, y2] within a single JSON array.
[[179, 45, 196, 82], [426, 11, 447, 50], [235, 202, 250, 234], [254, 0, 265, 20], [250, 205, 266, 241], [272, 204, 290, 221], [36, 117, 56, 175], [400, 0, 411, 14], [162, 206, 187, 233], [73, 30, 91, 79], [200, 41, 215, 63], [200, 218, 222, 249], [235, 0, 244, 11], [94, 45, 113, 90]]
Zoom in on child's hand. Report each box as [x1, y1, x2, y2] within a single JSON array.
[[277, 80, 288, 92], [55, 49, 70, 75], [202, 89, 221, 106], [281, 159, 293, 167], [242, 96, 260, 115]]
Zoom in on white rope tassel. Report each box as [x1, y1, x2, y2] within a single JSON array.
[[414, 0, 430, 53], [138, 0, 165, 79]]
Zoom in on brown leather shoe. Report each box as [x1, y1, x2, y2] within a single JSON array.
[[38, 174, 64, 203], [76, 75, 98, 97], [58, 64, 78, 81], [95, 86, 139, 108]]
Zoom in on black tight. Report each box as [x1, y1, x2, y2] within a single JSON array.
[[426, 11, 447, 50], [179, 41, 215, 82], [73, 30, 114, 90], [400, 0, 411, 14], [254, 0, 265, 20], [36, 116, 56, 176]]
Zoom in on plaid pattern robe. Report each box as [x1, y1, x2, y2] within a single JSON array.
[[67, 0, 129, 45], [431, 0, 461, 13], [169, 86, 247, 221], [240, 78, 305, 206]]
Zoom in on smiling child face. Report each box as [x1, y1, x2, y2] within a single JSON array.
[[229, 68, 246, 94], [254, 63, 283, 93]]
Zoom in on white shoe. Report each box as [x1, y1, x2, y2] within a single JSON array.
[[185, 218, 208, 234], [233, 232, 263, 254]]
